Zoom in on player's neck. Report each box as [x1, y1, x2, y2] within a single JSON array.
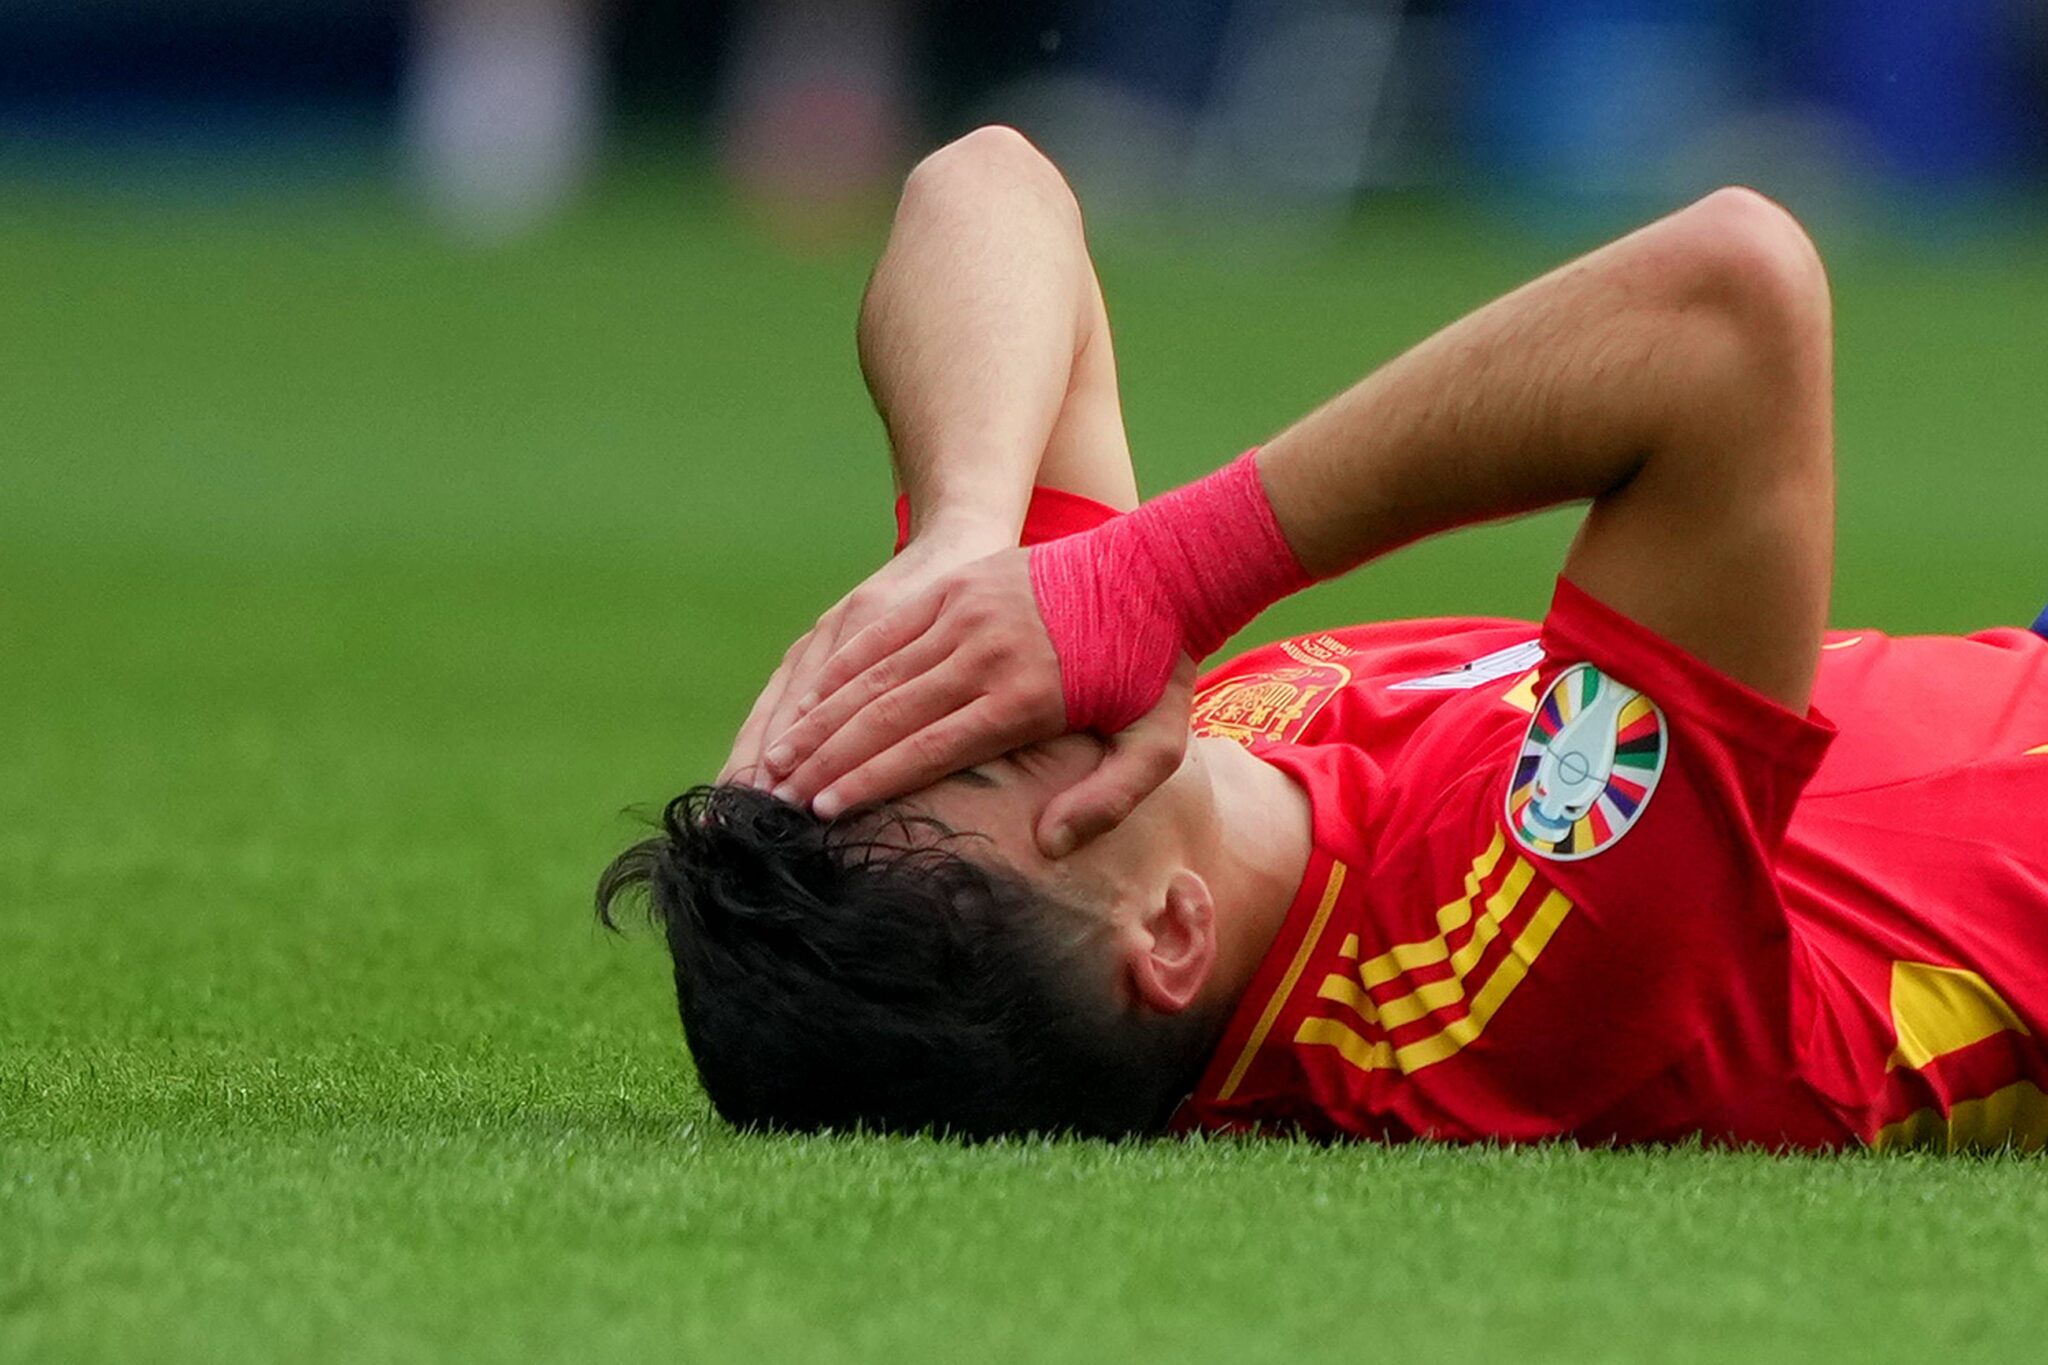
[[1190, 735, 1313, 1008]]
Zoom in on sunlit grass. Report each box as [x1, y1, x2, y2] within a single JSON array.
[[5, 179, 2046, 1362]]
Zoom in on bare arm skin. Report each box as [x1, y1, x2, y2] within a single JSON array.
[[764, 188, 1836, 851], [863, 127, 1138, 532], [721, 126, 1137, 783], [1262, 186, 1834, 709]]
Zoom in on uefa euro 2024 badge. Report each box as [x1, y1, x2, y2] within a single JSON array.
[[1506, 664, 1668, 861]]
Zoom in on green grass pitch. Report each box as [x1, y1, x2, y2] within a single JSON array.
[[5, 179, 2048, 1362]]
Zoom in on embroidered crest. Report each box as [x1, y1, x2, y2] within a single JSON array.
[[1506, 663, 1666, 860], [1191, 665, 1350, 745]]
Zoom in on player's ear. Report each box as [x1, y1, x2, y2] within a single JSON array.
[[1123, 871, 1216, 1015]]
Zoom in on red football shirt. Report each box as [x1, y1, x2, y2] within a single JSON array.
[[908, 488, 2048, 1150]]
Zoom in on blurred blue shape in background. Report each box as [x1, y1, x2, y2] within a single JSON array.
[[1798, 0, 2034, 188], [0, 0, 2040, 239], [1469, 0, 1736, 202]]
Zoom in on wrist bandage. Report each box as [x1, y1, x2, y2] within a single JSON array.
[[1027, 449, 1312, 734]]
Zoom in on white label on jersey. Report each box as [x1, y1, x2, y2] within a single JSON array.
[[1386, 639, 1546, 692]]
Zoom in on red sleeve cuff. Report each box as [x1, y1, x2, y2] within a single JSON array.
[[1543, 576, 1836, 776], [892, 486, 1125, 554]]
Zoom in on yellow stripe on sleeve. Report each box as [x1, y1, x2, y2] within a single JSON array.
[[1353, 855, 1535, 1035], [1293, 832, 1574, 1079], [1389, 889, 1572, 1073], [1294, 1016, 1391, 1072], [1375, 975, 1468, 1031], [1450, 858, 1534, 977], [1316, 972, 1377, 1025], [1317, 969, 1471, 1032], [1358, 829, 1504, 988]]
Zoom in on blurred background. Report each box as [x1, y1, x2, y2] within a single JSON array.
[[5, 11, 2048, 1352], [2, 0, 2046, 819], [4, 0, 2044, 238], [4, 0, 2046, 790], [4, 0, 2047, 865]]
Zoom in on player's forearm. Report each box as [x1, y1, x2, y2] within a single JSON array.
[[764, 194, 1833, 835], [1021, 190, 1831, 736], [1258, 189, 1820, 577], [859, 126, 1099, 548]]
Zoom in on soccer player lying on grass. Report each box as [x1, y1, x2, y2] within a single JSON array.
[[600, 127, 2048, 1151]]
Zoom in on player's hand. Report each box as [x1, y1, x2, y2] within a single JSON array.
[[719, 525, 1002, 789], [759, 548, 1197, 857]]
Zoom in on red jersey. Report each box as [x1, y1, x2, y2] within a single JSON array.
[[905, 488, 2048, 1150]]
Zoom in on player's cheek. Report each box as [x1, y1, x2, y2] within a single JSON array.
[[957, 792, 1054, 871]]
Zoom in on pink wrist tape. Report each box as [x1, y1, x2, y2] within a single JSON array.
[[1027, 449, 1312, 734]]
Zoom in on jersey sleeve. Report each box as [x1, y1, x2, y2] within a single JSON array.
[[1335, 578, 1838, 1141], [892, 487, 1123, 554], [1536, 578, 1834, 843]]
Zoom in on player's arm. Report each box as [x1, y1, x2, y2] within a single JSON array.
[[722, 125, 1136, 783], [1263, 185, 1833, 708], [865, 127, 1138, 530], [764, 189, 1834, 852]]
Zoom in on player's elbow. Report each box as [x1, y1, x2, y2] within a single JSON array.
[[903, 125, 1081, 228], [1672, 187, 1831, 360], [914, 124, 1048, 181], [1659, 190, 1835, 508]]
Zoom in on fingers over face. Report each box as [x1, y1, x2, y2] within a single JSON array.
[[764, 622, 958, 782], [789, 585, 949, 725], [770, 651, 981, 807], [718, 628, 816, 786], [808, 696, 1032, 819], [1036, 660, 1195, 857], [765, 606, 874, 764]]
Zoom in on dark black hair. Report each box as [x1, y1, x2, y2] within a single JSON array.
[[596, 784, 1219, 1139]]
